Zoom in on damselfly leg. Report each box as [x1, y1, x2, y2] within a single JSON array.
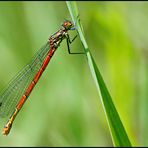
[[66, 35, 85, 54]]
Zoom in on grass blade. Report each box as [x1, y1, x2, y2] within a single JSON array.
[[66, 1, 132, 147]]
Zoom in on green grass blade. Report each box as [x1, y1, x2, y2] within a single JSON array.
[[66, 1, 132, 147]]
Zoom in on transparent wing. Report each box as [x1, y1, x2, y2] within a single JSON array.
[[0, 42, 50, 118]]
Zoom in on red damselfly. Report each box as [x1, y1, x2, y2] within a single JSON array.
[[0, 20, 84, 135]]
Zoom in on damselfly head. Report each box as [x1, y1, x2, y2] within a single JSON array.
[[62, 20, 74, 30]]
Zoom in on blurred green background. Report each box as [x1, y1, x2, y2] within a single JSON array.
[[0, 1, 147, 146]]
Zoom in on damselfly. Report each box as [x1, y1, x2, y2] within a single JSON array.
[[0, 20, 84, 135]]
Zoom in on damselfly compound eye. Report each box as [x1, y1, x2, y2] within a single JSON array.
[[62, 20, 73, 30]]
